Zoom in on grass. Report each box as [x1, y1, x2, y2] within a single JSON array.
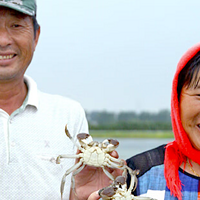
[[90, 130, 174, 138]]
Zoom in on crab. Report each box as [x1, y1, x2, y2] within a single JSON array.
[[99, 167, 157, 200], [56, 124, 128, 199]]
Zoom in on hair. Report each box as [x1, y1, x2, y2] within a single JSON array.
[[177, 51, 200, 100], [32, 15, 39, 38]]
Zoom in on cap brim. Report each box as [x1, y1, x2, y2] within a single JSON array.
[[0, 2, 35, 16]]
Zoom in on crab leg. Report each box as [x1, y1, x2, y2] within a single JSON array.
[[65, 125, 80, 149], [106, 160, 125, 169], [106, 155, 125, 168], [133, 196, 157, 200], [126, 168, 156, 200], [60, 161, 83, 200], [102, 166, 115, 181], [70, 163, 86, 191], [127, 168, 139, 193], [56, 154, 81, 164], [107, 155, 124, 164]]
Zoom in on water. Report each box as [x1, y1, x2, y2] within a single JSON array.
[[94, 137, 174, 159]]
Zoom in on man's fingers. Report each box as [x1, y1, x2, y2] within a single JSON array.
[[87, 191, 100, 200], [110, 150, 119, 158]]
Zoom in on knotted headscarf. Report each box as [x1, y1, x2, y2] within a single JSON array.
[[164, 43, 200, 200]]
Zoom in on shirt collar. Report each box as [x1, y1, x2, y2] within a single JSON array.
[[24, 75, 39, 109]]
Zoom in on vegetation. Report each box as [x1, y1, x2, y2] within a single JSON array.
[[86, 109, 172, 131], [90, 130, 174, 138]]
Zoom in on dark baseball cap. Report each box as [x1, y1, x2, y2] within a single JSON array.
[[0, 0, 36, 16]]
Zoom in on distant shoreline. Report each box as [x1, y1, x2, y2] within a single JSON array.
[[90, 130, 174, 138]]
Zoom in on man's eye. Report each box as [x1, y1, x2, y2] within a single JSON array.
[[12, 24, 21, 28]]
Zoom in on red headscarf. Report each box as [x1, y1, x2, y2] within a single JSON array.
[[164, 43, 200, 200]]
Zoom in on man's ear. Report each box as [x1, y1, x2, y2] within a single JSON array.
[[34, 25, 41, 50]]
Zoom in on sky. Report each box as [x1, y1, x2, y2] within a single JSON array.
[[26, 0, 200, 113]]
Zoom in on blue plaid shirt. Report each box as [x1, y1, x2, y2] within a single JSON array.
[[133, 159, 200, 199]]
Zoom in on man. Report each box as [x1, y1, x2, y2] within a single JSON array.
[[0, 0, 88, 199]]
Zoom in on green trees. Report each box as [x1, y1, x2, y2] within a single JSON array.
[[86, 109, 172, 130]]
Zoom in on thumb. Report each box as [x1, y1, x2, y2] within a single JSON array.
[[87, 191, 101, 200]]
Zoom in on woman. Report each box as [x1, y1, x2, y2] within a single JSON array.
[[85, 43, 200, 200]]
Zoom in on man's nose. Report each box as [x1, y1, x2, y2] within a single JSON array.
[[0, 27, 12, 48]]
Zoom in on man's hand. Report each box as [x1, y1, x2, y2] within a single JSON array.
[[87, 191, 100, 200], [70, 150, 124, 200]]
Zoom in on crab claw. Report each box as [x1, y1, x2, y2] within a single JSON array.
[[102, 139, 119, 152], [65, 124, 72, 139], [64, 124, 80, 148], [99, 186, 117, 199], [114, 175, 126, 186], [77, 133, 91, 147], [77, 133, 90, 140]]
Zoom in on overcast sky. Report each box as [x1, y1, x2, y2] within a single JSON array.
[[26, 0, 200, 113]]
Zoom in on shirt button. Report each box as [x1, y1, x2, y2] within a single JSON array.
[[11, 141, 16, 147]]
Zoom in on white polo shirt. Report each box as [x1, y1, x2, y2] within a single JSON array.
[[0, 76, 89, 200]]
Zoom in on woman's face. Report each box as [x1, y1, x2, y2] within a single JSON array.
[[180, 74, 200, 150]]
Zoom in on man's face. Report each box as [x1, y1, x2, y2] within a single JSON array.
[[0, 7, 40, 81]]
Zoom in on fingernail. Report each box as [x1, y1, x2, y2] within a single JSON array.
[[96, 191, 100, 195]]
